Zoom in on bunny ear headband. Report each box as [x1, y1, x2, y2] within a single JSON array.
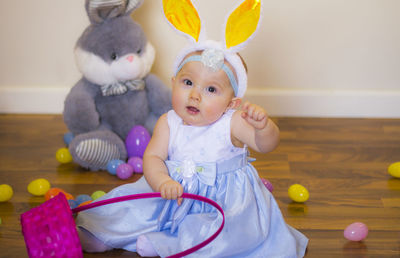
[[162, 0, 262, 98]]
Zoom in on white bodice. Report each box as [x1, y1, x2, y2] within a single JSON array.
[[167, 109, 244, 163]]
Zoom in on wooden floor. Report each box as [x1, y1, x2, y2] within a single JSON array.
[[0, 114, 399, 257]]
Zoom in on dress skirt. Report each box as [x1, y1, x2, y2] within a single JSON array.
[[76, 154, 308, 257]]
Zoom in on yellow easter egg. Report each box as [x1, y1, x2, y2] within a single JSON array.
[[288, 184, 309, 203], [91, 190, 106, 200], [56, 147, 73, 164], [0, 184, 13, 202], [28, 178, 51, 196], [388, 162, 400, 178]]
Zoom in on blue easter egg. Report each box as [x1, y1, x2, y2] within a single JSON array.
[[63, 132, 74, 146], [68, 199, 79, 209], [76, 194, 92, 205], [107, 159, 125, 175]]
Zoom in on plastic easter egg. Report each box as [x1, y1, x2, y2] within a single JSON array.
[[288, 184, 309, 202], [125, 125, 150, 158], [64, 192, 74, 200], [27, 178, 51, 196], [56, 147, 73, 164], [0, 184, 13, 202], [78, 200, 93, 208], [117, 163, 134, 180], [76, 194, 92, 205], [45, 188, 63, 200], [344, 222, 368, 241], [45, 188, 72, 201], [107, 159, 125, 175], [63, 132, 74, 146], [128, 156, 143, 173], [388, 162, 400, 178], [91, 190, 106, 200], [261, 178, 274, 193], [68, 199, 79, 209]]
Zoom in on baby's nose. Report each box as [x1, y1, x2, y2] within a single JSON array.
[[189, 88, 201, 100]]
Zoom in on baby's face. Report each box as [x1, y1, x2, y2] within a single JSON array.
[[172, 59, 236, 126]]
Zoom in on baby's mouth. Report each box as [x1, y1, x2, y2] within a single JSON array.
[[186, 106, 200, 114]]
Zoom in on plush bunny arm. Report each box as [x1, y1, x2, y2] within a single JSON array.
[[63, 79, 101, 135], [144, 74, 172, 117]]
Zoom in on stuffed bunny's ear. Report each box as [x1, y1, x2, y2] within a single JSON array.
[[87, 0, 126, 23], [126, 0, 144, 14], [162, 0, 202, 42], [224, 0, 262, 51], [86, 0, 143, 23]]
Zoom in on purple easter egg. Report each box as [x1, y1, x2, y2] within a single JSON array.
[[125, 125, 151, 158], [261, 178, 274, 193], [128, 156, 143, 173], [344, 222, 368, 241], [116, 163, 134, 180]]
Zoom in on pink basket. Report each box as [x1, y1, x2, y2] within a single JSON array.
[[21, 192, 225, 258], [21, 193, 82, 258]]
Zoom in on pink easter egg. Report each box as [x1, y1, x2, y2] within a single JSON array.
[[116, 163, 134, 180], [261, 178, 274, 193], [128, 156, 143, 173], [344, 222, 368, 241]]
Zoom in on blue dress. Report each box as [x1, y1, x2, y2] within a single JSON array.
[[76, 110, 308, 257]]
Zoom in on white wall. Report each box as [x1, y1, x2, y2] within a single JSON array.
[[1, 0, 399, 117], [0, 0, 86, 113]]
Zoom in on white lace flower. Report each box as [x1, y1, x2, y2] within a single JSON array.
[[201, 48, 224, 72], [181, 159, 197, 180]]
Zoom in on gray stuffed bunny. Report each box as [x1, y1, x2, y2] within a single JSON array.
[[63, 0, 171, 171]]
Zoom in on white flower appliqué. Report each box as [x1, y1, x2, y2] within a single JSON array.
[[181, 159, 197, 180], [201, 48, 224, 72]]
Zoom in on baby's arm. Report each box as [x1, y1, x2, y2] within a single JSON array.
[[143, 114, 183, 202], [231, 101, 280, 153]]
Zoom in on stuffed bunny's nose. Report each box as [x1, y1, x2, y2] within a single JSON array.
[[126, 55, 134, 62]]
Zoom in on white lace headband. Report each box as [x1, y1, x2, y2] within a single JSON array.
[[163, 0, 263, 98]]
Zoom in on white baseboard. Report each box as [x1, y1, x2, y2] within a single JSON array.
[[246, 88, 400, 118], [1, 87, 399, 118]]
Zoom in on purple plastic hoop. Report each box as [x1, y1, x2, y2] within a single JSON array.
[[73, 192, 225, 258]]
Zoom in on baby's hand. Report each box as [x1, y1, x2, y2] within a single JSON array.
[[241, 101, 268, 130], [159, 179, 184, 205]]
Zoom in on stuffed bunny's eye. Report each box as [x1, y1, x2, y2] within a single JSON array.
[[111, 52, 118, 60], [137, 49, 142, 54]]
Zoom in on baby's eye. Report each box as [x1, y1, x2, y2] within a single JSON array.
[[183, 79, 193, 86], [206, 86, 217, 93]]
